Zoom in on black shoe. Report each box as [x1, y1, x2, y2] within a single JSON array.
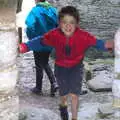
[[31, 87, 43, 95], [50, 85, 55, 97], [50, 83, 59, 97], [59, 105, 69, 120], [50, 91, 55, 97], [79, 90, 88, 95], [53, 82, 59, 92]]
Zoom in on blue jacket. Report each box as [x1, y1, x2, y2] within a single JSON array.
[[25, 1, 58, 52]]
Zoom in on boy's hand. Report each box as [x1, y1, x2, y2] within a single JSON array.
[[18, 43, 29, 53], [105, 40, 114, 52]]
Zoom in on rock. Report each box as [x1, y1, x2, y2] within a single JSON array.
[[112, 79, 120, 108], [0, 7, 18, 95], [98, 103, 114, 119], [19, 112, 27, 120], [115, 28, 120, 57], [115, 58, 120, 74], [114, 110, 120, 118], [0, 31, 17, 69], [83, 61, 92, 81], [72, 103, 100, 120], [87, 70, 113, 92], [0, 96, 19, 120], [0, 66, 18, 94], [85, 70, 92, 81], [0, 6, 18, 120]]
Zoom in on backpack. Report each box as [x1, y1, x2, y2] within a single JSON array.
[[26, 2, 58, 40]]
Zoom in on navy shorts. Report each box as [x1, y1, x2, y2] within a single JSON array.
[[54, 63, 84, 96]]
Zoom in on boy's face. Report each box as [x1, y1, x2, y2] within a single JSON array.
[[59, 15, 78, 37]]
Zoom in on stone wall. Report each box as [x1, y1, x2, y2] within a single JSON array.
[[0, 1, 18, 119], [0, 0, 16, 7], [53, 0, 120, 40]]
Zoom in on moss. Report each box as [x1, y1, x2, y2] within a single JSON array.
[[115, 73, 120, 79], [97, 112, 112, 119], [19, 112, 27, 120], [85, 70, 92, 81]]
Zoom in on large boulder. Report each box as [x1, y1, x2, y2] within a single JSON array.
[[87, 64, 113, 92], [0, 19, 18, 94]]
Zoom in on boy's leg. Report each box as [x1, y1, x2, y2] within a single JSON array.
[[59, 95, 69, 120], [70, 93, 79, 120]]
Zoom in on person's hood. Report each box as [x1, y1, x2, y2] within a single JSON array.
[[37, 1, 52, 8]]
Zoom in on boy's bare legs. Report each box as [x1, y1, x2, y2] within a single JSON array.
[[59, 95, 69, 120], [59, 94, 79, 120], [70, 93, 79, 120], [60, 95, 68, 105]]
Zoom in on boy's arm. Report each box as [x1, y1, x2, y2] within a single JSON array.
[[94, 39, 114, 51], [105, 40, 114, 51], [86, 31, 114, 51]]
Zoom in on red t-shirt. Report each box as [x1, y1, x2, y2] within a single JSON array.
[[43, 27, 96, 67]]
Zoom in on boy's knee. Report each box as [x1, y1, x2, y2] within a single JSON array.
[[60, 96, 68, 105], [70, 93, 78, 98]]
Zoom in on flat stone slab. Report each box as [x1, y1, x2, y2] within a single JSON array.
[[69, 103, 100, 120], [98, 103, 114, 115], [87, 70, 113, 92], [98, 103, 120, 119]]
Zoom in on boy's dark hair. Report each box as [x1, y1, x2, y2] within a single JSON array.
[[59, 6, 80, 23]]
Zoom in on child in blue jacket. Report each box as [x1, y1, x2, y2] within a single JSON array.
[[25, 0, 58, 97]]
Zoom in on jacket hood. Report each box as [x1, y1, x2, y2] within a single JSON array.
[[37, 1, 52, 8]]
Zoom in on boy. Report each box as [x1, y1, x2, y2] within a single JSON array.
[[19, 6, 114, 120]]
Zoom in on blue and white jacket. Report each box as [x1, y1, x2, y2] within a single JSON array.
[[25, 1, 58, 52]]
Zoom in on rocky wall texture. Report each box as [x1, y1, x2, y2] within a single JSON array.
[[52, 0, 120, 40], [0, 7, 18, 94], [0, 1, 18, 120], [0, 0, 16, 7]]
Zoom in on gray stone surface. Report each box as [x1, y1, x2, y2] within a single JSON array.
[[98, 103, 114, 115], [0, 5, 18, 120], [19, 106, 61, 120], [0, 95, 19, 120], [86, 61, 114, 92], [87, 70, 113, 91], [53, 0, 120, 40]]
